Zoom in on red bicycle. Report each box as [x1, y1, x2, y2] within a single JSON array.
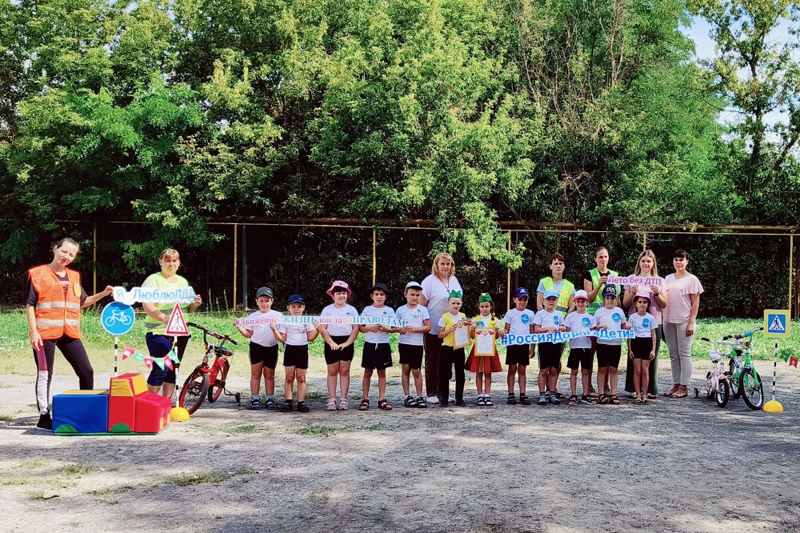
[[179, 322, 241, 414]]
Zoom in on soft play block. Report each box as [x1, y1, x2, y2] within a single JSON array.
[[52, 390, 109, 435], [108, 373, 148, 433], [134, 393, 171, 434]]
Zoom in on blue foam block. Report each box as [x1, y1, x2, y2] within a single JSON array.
[[52, 390, 109, 435]]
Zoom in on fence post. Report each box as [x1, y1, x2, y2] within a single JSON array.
[[233, 223, 238, 311], [789, 234, 794, 315], [92, 223, 97, 295], [372, 228, 377, 286], [242, 224, 248, 310], [507, 230, 512, 312]]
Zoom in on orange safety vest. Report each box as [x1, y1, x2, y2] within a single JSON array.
[[28, 265, 82, 339]]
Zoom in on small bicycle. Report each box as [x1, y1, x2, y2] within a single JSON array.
[[696, 337, 730, 407], [179, 322, 240, 414], [726, 328, 764, 410]]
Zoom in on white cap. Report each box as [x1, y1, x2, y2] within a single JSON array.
[[405, 281, 423, 291], [573, 289, 589, 300]]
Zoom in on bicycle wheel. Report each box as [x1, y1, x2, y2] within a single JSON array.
[[728, 360, 741, 399], [715, 378, 729, 408], [207, 359, 230, 403], [740, 368, 764, 410], [179, 367, 209, 414]]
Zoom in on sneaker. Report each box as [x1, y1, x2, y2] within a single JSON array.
[[519, 393, 531, 405], [550, 395, 560, 405], [507, 394, 517, 405], [448, 396, 455, 404], [251, 399, 262, 411], [426, 396, 440, 405], [538, 394, 547, 406], [416, 396, 427, 408], [297, 401, 310, 413], [36, 413, 52, 430], [477, 396, 486, 406], [265, 397, 277, 410]]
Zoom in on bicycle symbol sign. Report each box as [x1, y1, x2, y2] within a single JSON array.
[[101, 302, 136, 336]]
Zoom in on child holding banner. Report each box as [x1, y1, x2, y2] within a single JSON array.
[[563, 290, 596, 405], [359, 283, 399, 411], [437, 291, 470, 407], [317, 281, 360, 411], [234, 287, 282, 410], [534, 290, 569, 405], [271, 294, 318, 412], [628, 292, 658, 404], [396, 282, 432, 408], [466, 293, 503, 406], [502, 288, 535, 405], [593, 286, 630, 405]]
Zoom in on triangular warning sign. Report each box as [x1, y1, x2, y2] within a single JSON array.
[[165, 304, 190, 336], [769, 315, 786, 332]]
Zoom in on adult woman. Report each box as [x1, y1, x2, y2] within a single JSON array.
[[420, 252, 462, 405], [142, 248, 202, 398], [26, 238, 113, 430], [622, 249, 668, 399], [662, 249, 703, 398]]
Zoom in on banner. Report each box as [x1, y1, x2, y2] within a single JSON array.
[[500, 329, 635, 346], [234, 315, 408, 327], [113, 286, 197, 305], [606, 275, 664, 287]]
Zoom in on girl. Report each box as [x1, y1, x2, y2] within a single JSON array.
[[437, 291, 470, 406], [317, 281, 360, 411], [466, 293, 503, 406], [271, 294, 318, 412], [26, 238, 114, 429], [592, 286, 631, 405], [142, 248, 202, 398], [627, 292, 658, 404]]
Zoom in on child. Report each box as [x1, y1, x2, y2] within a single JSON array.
[[234, 286, 282, 410], [536, 253, 576, 399], [466, 293, 503, 406], [533, 289, 568, 405], [501, 287, 535, 405], [628, 292, 658, 404], [592, 286, 631, 405], [317, 280, 360, 411], [437, 290, 470, 406], [270, 294, 318, 412], [563, 290, 596, 405], [396, 281, 432, 408], [359, 283, 399, 411]]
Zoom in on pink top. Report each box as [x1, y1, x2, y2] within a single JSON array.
[[663, 273, 703, 324], [625, 274, 667, 325]]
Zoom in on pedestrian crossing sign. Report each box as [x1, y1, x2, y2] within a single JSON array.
[[764, 310, 790, 338]]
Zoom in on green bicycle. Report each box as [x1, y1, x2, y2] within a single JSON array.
[[724, 327, 764, 410]]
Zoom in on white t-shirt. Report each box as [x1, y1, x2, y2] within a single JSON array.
[[396, 304, 430, 346], [320, 303, 359, 337], [593, 306, 627, 345], [277, 322, 315, 346], [629, 312, 657, 338], [245, 310, 281, 347], [503, 308, 535, 337], [533, 309, 564, 343], [361, 305, 396, 344], [564, 311, 593, 349], [421, 274, 463, 332]]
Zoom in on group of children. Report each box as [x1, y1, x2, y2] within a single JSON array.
[[233, 270, 659, 412]]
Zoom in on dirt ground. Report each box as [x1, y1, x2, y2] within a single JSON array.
[[1, 360, 799, 533]]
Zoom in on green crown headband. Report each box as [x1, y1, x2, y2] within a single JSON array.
[[448, 290, 463, 300], [478, 293, 492, 303]]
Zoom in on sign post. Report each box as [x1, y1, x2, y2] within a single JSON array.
[[763, 309, 791, 413], [101, 302, 136, 377], [164, 304, 191, 411]]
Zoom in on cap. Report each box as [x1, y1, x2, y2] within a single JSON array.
[[602, 285, 618, 297], [513, 287, 529, 298], [404, 281, 423, 291], [634, 290, 652, 301], [573, 289, 589, 300], [369, 283, 391, 295], [256, 287, 274, 298], [543, 289, 559, 299], [326, 280, 352, 297], [287, 294, 305, 305]]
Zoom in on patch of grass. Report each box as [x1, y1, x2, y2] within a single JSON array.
[[297, 424, 343, 437], [61, 463, 95, 476], [0, 413, 13, 421], [26, 489, 58, 501], [1, 477, 30, 486], [303, 388, 326, 400], [166, 471, 231, 487], [363, 422, 392, 432], [17, 458, 48, 469], [0, 383, 13, 389]]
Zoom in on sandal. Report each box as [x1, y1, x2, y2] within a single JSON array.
[[519, 393, 531, 405], [338, 398, 349, 410], [403, 395, 417, 408], [568, 395, 578, 406], [326, 399, 337, 411], [642, 395, 650, 404], [485, 396, 493, 406], [377, 399, 393, 411], [663, 386, 679, 397], [265, 397, 277, 410], [477, 396, 486, 406], [671, 392, 688, 398], [581, 395, 597, 405], [415, 396, 427, 408], [646, 393, 657, 400], [610, 395, 620, 405], [358, 399, 370, 411], [297, 401, 310, 413], [635, 395, 643, 404], [554, 390, 566, 400], [598, 394, 609, 405], [507, 394, 517, 405]]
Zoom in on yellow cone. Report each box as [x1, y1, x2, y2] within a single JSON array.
[[170, 407, 191, 421], [763, 400, 784, 413]]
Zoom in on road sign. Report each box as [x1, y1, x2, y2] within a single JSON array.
[[165, 304, 190, 336], [764, 309, 791, 339], [101, 302, 135, 336]]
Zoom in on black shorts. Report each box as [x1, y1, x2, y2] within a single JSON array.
[[398, 344, 424, 370], [567, 348, 593, 371], [362, 343, 393, 370], [631, 337, 654, 360], [324, 335, 355, 365], [505, 344, 531, 366], [250, 343, 279, 369], [596, 344, 622, 368], [538, 342, 563, 370], [283, 344, 309, 369]]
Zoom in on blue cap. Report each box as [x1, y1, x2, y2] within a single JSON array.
[[602, 285, 617, 297], [544, 289, 559, 299], [513, 287, 529, 298], [287, 294, 305, 305], [369, 283, 391, 295]]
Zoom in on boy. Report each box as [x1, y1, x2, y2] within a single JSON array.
[[437, 290, 470, 406], [234, 286, 282, 410], [563, 290, 595, 405], [396, 281, 432, 408], [359, 283, 399, 411], [537, 253, 576, 398], [534, 289, 568, 405], [270, 294, 318, 412], [592, 286, 631, 405], [501, 287, 535, 405]]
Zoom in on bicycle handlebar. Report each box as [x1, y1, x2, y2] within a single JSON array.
[[721, 327, 763, 341], [187, 322, 238, 345]]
